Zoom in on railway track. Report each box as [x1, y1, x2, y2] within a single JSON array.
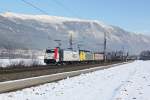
[[0, 61, 131, 93], [0, 61, 123, 82]]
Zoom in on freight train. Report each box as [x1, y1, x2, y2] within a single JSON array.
[[44, 47, 104, 65]]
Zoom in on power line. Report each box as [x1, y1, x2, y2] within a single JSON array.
[[21, 0, 49, 15], [21, 0, 80, 18], [51, 0, 79, 17]]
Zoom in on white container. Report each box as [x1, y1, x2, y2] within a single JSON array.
[[94, 53, 104, 60], [63, 51, 80, 61]]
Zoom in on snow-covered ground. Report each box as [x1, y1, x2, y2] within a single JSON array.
[[0, 60, 150, 100], [0, 58, 45, 67]]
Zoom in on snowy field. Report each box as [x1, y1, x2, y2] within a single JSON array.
[[0, 60, 150, 100], [0, 58, 45, 67]]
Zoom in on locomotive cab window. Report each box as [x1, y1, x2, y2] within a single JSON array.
[[46, 49, 54, 53]]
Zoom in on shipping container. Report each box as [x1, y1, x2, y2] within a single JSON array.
[[94, 53, 104, 61], [79, 51, 86, 61], [85, 52, 94, 61], [63, 50, 80, 61]]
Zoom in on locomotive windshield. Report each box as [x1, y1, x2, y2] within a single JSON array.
[[46, 49, 54, 53]]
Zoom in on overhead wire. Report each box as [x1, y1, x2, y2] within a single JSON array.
[[21, 0, 49, 15], [21, 0, 80, 18], [51, 0, 79, 18]]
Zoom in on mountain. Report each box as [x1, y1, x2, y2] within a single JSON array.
[[0, 12, 150, 54]]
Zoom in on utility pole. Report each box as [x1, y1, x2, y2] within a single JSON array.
[[122, 46, 125, 61], [68, 31, 73, 50], [104, 32, 107, 62]]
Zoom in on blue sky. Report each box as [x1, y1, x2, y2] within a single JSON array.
[[0, 0, 150, 35]]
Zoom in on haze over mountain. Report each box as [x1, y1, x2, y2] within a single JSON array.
[[0, 12, 150, 54]]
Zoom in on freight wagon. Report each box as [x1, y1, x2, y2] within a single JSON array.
[[94, 53, 104, 61], [79, 50, 94, 62]]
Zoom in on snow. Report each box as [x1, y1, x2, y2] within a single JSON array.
[[1, 12, 112, 28], [0, 58, 45, 67], [0, 61, 150, 100], [1, 12, 89, 23]]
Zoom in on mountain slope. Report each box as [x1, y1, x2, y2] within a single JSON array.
[[0, 12, 150, 54]]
